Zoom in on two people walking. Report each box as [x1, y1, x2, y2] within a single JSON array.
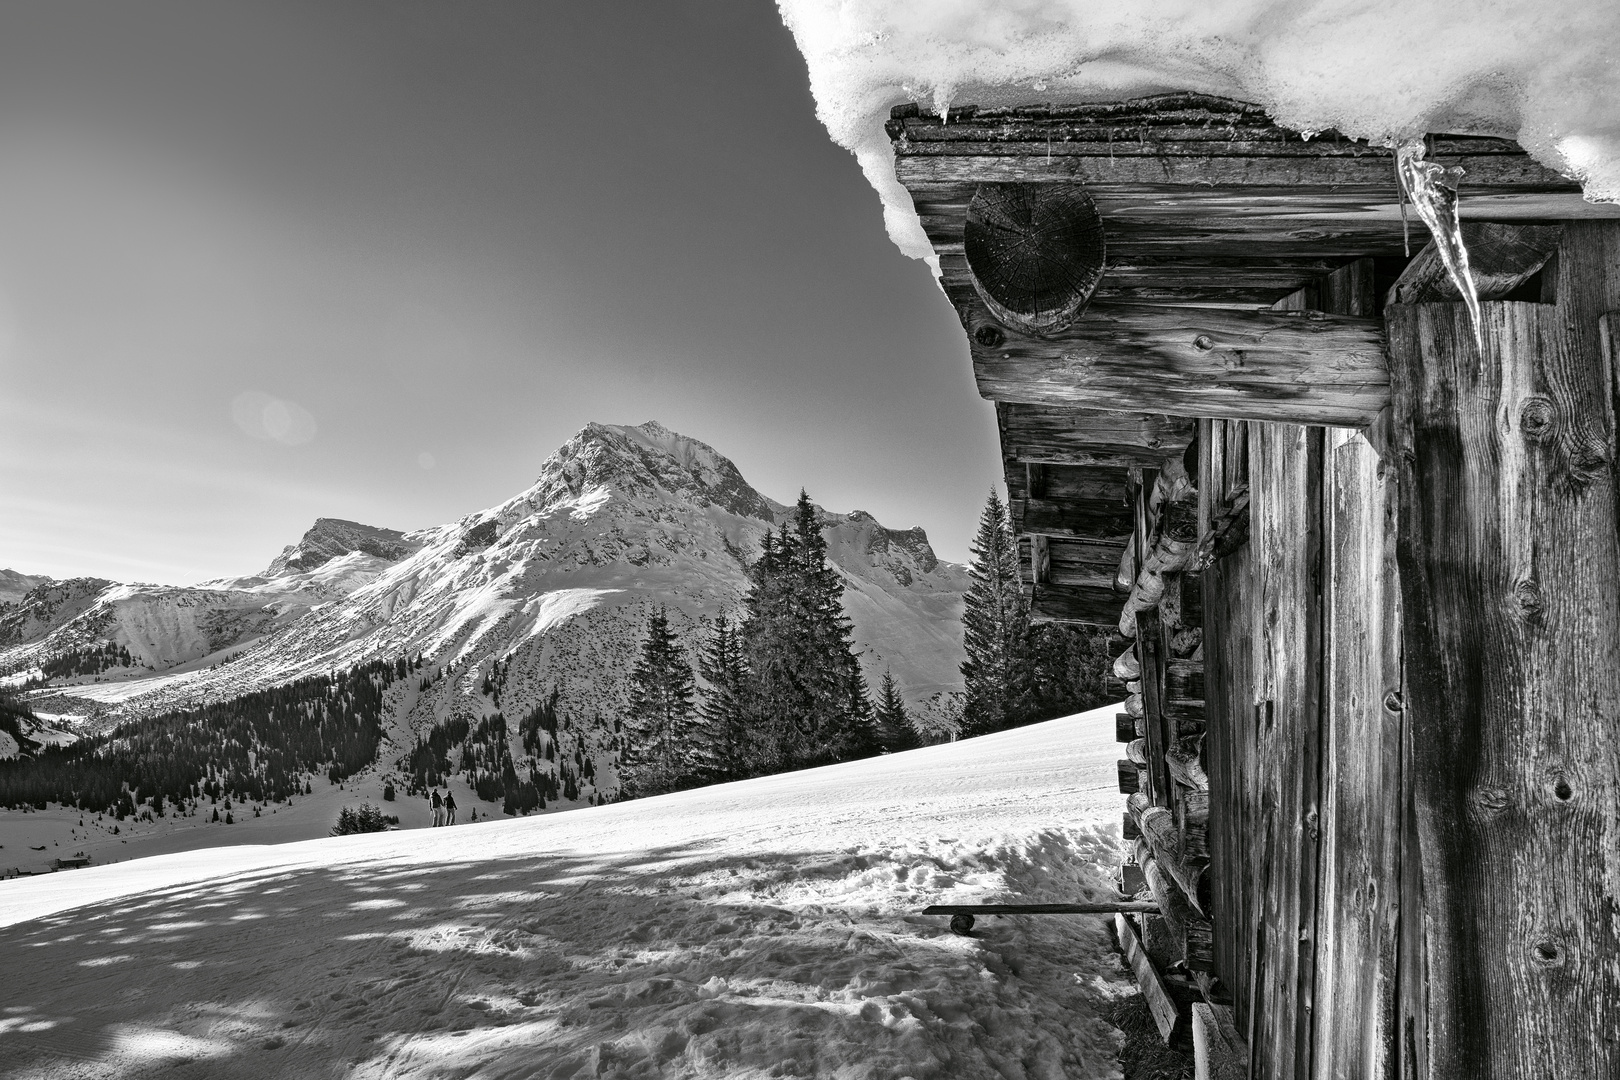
[[429, 788, 457, 827]]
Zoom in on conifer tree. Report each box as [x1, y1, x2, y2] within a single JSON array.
[[873, 669, 920, 753], [619, 607, 698, 797], [693, 612, 750, 782], [737, 491, 874, 773], [959, 488, 1030, 737]]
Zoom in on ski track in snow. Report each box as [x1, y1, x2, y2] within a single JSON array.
[[0, 708, 1132, 1080]]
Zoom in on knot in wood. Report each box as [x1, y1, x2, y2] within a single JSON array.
[[1531, 938, 1566, 968], [974, 325, 1005, 348], [1470, 785, 1513, 817], [1192, 334, 1216, 352], [1381, 689, 1404, 714], [1518, 396, 1558, 443], [1512, 578, 1546, 623], [1566, 433, 1611, 489]]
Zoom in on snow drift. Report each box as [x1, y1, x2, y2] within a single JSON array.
[[776, 0, 1620, 264]]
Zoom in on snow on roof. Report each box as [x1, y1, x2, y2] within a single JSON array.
[[776, 0, 1620, 266]]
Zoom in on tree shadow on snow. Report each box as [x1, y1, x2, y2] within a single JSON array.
[[0, 832, 1129, 1080]]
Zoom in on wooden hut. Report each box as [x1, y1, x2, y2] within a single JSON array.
[[888, 94, 1620, 1080]]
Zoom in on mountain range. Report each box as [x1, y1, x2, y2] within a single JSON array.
[[1, 422, 970, 748]]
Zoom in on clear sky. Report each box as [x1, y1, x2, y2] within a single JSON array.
[[0, 1, 996, 585]]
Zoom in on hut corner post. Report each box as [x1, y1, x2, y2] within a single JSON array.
[[1385, 221, 1620, 1079]]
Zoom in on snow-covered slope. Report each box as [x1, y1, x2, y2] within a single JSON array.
[[4, 423, 968, 738], [0, 707, 1131, 1080]]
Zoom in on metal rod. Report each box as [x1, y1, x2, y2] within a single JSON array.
[[921, 902, 1159, 916]]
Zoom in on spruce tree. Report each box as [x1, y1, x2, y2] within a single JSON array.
[[693, 612, 750, 782], [873, 670, 920, 753], [959, 488, 1029, 737], [737, 491, 874, 773], [619, 606, 698, 797]]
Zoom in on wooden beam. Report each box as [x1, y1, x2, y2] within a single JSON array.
[[1019, 495, 1134, 538], [1193, 1003, 1248, 1080], [1389, 223, 1563, 305], [1129, 792, 1212, 916], [1117, 911, 1184, 1045], [1145, 856, 1215, 973], [968, 297, 1389, 426], [1389, 273, 1620, 1077], [964, 183, 1105, 334], [1116, 712, 1138, 742], [998, 402, 1195, 466], [1028, 582, 1121, 626]]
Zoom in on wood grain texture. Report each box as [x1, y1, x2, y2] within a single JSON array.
[[1028, 582, 1120, 627], [1194, 1003, 1249, 1080], [1200, 434, 1258, 1038], [997, 402, 1196, 465], [1313, 428, 1403, 1080], [967, 295, 1389, 426], [1146, 856, 1216, 972], [964, 182, 1106, 334], [1388, 295, 1620, 1079], [1388, 224, 1561, 305], [1138, 609, 1171, 808], [1133, 797, 1213, 918], [1249, 422, 1325, 1080]]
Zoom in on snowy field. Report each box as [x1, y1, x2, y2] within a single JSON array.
[[0, 707, 1132, 1080]]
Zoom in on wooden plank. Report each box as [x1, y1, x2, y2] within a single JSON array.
[[1028, 582, 1121, 626], [1048, 536, 1131, 568], [1137, 609, 1172, 806], [1249, 421, 1326, 1080], [1020, 495, 1135, 538], [1117, 713, 1137, 743], [1117, 911, 1183, 1044], [1193, 1003, 1248, 1080], [998, 402, 1195, 465], [1201, 446, 1257, 1038], [1119, 759, 1141, 794], [1388, 288, 1620, 1078], [1313, 427, 1403, 1080], [967, 296, 1389, 426]]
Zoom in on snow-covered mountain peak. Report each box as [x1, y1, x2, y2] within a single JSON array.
[[518, 421, 776, 523], [261, 518, 419, 578]]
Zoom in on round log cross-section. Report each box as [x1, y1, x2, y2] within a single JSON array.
[[964, 182, 1105, 337]]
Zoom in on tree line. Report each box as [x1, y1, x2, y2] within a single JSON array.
[[615, 488, 1106, 799], [618, 492, 919, 797], [0, 657, 415, 814]]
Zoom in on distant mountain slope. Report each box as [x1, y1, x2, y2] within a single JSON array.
[[3, 424, 968, 754], [0, 570, 53, 608]]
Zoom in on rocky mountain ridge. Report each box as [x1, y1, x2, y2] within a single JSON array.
[[2, 423, 969, 750]]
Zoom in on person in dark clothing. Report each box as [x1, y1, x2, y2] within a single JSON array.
[[430, 788, 444, 827], [443, 791, 457, 825]]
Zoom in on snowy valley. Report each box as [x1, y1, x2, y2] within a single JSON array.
[[0, 708, 1132, 1080]]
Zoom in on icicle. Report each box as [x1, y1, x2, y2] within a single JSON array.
[[1395, 140, 1483, 349]]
